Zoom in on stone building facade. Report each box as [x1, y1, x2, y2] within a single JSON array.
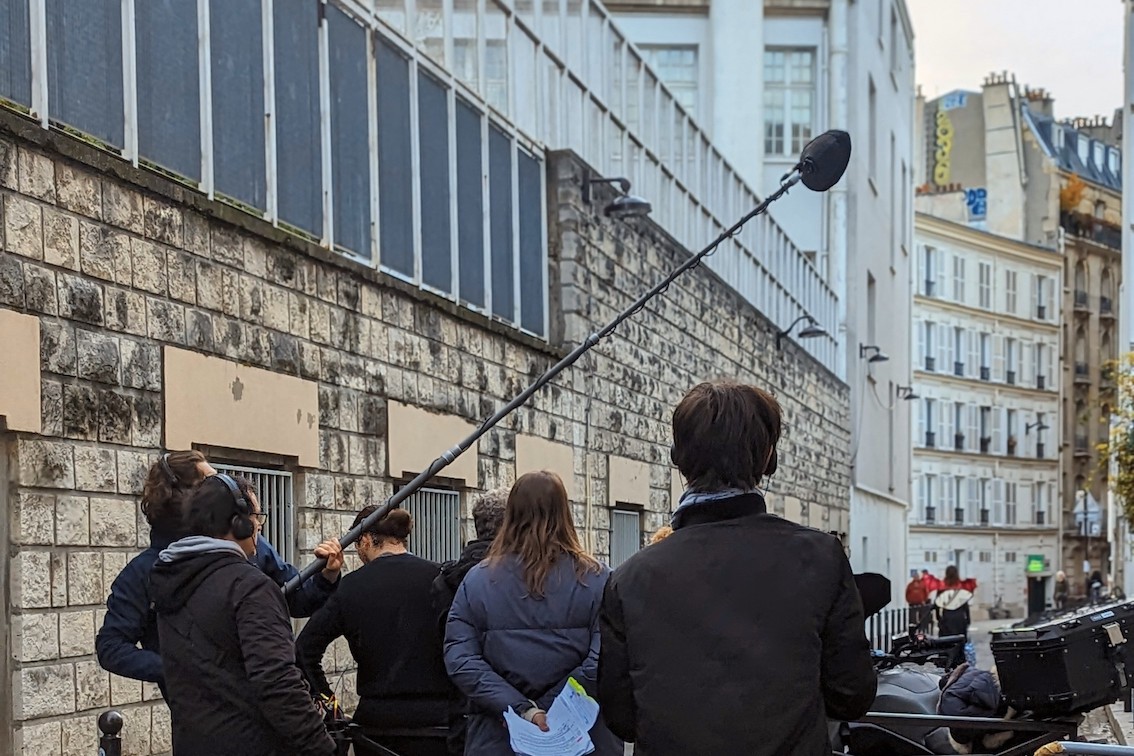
[[0, 111, 850, 753]]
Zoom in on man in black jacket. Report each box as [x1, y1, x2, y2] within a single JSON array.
[[598, 380, 876, 755], [151, 474, 335, 756]]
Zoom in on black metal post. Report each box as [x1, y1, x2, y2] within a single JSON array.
[[97, 710, 123, 756], [283, 171, 807, 594]]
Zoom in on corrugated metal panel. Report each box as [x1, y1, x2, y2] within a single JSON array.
[[273, 0, 322, 236], [0, 0, 32, 107], [328, 5, 370, 258], [455, 97, 485, 308], [402, 487, 462, 564], [610, 509, 641, 568], [46, 0, 124, 148], [418, 69, 452, 293], [488, 124, 513, 320], [136, 0, 200, 180], [517, 148, 544, 334], [211, 0, 266, 209], [375, 36, 413, 275], [213, 465, 295, 565]]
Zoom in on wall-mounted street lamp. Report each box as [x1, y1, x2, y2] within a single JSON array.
[[859, 344, 889, 363], [1025, 420, 1050, 434], [896, 385, 919, 401], [582, 176, 652, 219], [775, 315, 827, 350]]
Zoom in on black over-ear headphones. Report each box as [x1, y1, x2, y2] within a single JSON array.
[[159, 453, 178, 484], [212, 474, 255, 541]]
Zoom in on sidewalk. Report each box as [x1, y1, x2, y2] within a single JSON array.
[[1108, 702, 1134, 745]]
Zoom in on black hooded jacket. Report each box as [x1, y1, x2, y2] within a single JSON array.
[[151, 537, 335, 756], [431, 538, 493, 633], [598, 493, 876, 755]]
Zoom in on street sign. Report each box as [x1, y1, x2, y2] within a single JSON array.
[[1027, 554, 1046, 573]]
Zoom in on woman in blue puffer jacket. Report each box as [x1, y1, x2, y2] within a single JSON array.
[[444, 470, 623, 755]]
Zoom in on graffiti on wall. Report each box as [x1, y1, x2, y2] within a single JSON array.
[[965, 187, 987, 220], [933, 108, 954, 186]]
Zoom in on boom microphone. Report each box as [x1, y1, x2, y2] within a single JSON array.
[[284, 130, 854, 594]]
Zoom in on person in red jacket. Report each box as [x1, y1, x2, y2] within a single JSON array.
[[906, 571, 931, 631]]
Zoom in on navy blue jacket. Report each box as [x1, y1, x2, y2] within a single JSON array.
[[96, 530, 337, 691], [444, 554, 623, 756]]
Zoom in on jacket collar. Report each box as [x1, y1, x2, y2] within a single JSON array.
[[148, 528, 178, 551], [672, 492, 768, 530]]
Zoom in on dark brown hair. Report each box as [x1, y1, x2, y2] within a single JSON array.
[[944, 565, 960, 587], [671, 380, 782, 491], [185, 475, 257, 539], [141, 450, 209, 536], [486, 471, 601, 598], [352, 505, 413, 546]]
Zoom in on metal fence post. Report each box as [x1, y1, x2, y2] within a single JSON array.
[[98, 710, 123, 756]]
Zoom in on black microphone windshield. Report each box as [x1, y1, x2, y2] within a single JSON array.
[[797, 130, 852, 192]]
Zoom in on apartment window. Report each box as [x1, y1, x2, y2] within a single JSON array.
[[925, 551, 938, 563], [641, 45, 698, 116], [868, 77, 878, 180], [979, 332, 991, 380], [1006, 409, 1018, 456], [920, 398, 937, 447], [1005, 338, 1017, 385], [1093, 142, 1105, 172], [764, 49, 815, 156], [979, 262, 992, 308], [1035, 343, 1046, 389], [1005, 483, 1017, 525], [920, 245, 940, 296], [1035, 483, 1049, 526], [1005, 270, 1017, 314], [953, 402, 965, 450], [1035, 412, 1047, 458], [610, 507, 643, 568], [900, 161, 909, 249], [1005, 551, 1017, 562], [952, 256, 965, 303], [919, 321, 936, 371], [979, 406, 992, 452], [953, 327, 965, 376], [401, 486, 463, 562], [213, 464, 296, 564], [1109, 148, 1120, 175], [1035, 275, 1050, 320], [921, 474, 937, 523], [1077, 134, 1090, 165]]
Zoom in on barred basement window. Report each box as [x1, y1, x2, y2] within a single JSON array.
[[213, 464, 296, 565], [611, 508, 642, 568], [401, 487, 463, 563]]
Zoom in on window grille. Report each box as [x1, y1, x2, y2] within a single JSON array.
[[610, 509, 642, 568], [212, 464, 296, 564], [401, 487, 463, 563]]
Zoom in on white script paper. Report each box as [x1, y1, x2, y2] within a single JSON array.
[[503, 678, 599, 756]]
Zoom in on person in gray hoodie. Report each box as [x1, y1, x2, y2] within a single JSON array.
[[150, 474, 335, 756]]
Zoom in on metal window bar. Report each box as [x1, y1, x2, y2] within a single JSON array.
[[212, 464, 296, 564], [610, 509, 641, 568], [401, 486, 463, 563]]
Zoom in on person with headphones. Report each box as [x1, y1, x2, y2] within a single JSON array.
[[95, 451, 344, 696], [597, 380, 876, 755], [150, 473, 336, 756]]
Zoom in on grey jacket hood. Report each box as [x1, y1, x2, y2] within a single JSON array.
[[158, 535, 247, 564]]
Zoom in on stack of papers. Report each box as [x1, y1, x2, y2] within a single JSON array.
[[502, 678, 600, 756]]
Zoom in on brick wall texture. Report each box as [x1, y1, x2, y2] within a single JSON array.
[[0, 119, 850, 753]]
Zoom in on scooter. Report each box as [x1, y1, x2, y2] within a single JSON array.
[[835, 576, 1084, 756]]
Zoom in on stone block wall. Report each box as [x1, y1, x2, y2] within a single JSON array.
[[0, 112, 849, 753]]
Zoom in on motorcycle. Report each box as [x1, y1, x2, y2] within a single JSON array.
[[835, 575, 1084, 756]]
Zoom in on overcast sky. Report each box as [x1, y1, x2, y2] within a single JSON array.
[[907, 0, 1125, 121]]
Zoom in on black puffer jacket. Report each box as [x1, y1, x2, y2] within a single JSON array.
[[599, 493, 876, 755], [151, 536, 335, 756]]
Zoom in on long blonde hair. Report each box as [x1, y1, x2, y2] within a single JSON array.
[[485, 471, 601, 598]]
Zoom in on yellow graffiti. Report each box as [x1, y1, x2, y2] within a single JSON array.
[[933, 109, 953, 186]]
